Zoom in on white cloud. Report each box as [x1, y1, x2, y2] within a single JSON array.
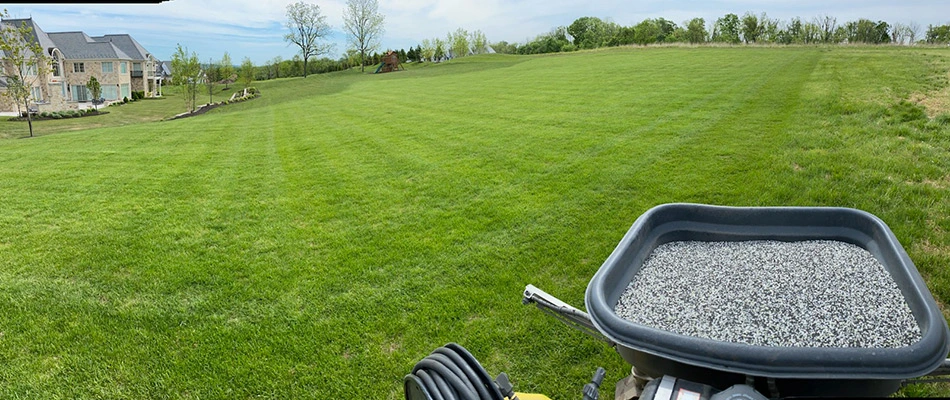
[[3, 0, 950, 65]]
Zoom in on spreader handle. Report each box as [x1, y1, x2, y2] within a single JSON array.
[[523, 284, 615, 347]]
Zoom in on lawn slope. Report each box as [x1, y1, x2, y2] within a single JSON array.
[[1, 47, 949, 399]]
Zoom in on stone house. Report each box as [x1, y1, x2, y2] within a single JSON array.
[[0, 17, 163, 114]]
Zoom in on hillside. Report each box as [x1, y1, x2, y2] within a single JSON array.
[[1, 46, 949, 398]]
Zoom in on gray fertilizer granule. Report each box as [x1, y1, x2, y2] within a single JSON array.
[[614, 240, 921, 348]]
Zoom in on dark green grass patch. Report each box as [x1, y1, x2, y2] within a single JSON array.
[[0, 47, 949, 398]]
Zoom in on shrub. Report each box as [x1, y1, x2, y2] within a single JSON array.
[[40, 112, 50, 118], [132, 91, 145, 101], [51, 113, 62, 119], [123, 97, 129, 104]]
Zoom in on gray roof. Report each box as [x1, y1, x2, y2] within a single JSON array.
[[160, 60, 172, 76], [92, 34, 150, 60], [47, 31, 132, 60], [1, 18, 58, 57]]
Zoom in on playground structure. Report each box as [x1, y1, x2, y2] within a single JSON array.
[[375, 51, 404, 74]]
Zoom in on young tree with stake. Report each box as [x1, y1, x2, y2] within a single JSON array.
[[170, 44, 200, 112], [87, 76, 101, 111], [0, 11, 51, 137], [204, 57, 218, 104], [220, 52, 234, 90], [240, 57, 254, 89]]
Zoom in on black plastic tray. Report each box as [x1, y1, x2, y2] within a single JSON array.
[[585, 203, 950, 396]]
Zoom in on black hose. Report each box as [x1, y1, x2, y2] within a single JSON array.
[[404, 343, 506, 400]]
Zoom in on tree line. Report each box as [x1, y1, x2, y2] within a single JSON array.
[[490, 14, 950, 55], [184, 7, 950, 91]]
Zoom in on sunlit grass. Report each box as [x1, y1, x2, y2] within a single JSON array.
[[0, 46, 949, 398]]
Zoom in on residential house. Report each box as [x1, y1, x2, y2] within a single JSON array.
[[0, 18, 61, 114], [47, 31, 134, 107], [92, 34, 163, 97], [0, 17, 162, 114]]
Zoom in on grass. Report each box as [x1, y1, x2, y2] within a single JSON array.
[[0, 46, 949, 399]]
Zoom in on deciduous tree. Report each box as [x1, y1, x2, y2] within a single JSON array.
[[568, 17, 617, 49], [685, 18, 708, 44], [448, 28, 470, 59], [420, 39, 434, 62], [220, 52, 234, 89], [433, 38, 446, 61], [925, 24, 950, 44], [0, 12, 51, 137], [284, 1, 333, 78], [171, 43, 200, 112], [815, 15, 838, 43], [270, 56, 282, 78], [240, 57, 254, 88], [343, 0, 385, 72], [741, 12, 761, 43], [469, 30, 489, 54], [713, 13, 741, 44], [87, 76, 101, 110], [204, 57, 218, 103]]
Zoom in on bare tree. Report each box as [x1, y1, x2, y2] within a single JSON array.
[[891, 22, 908, 45], [815, 15, 837, 43], [0, 13, 51, 137], [284, 1, 333, 78], [204, 57, 218, 103], [908, 21, 921, 44], [343, 0, 385, 72]]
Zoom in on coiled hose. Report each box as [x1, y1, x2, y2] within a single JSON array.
[[404, 343, 509, 400]]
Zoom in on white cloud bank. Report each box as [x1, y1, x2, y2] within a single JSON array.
[[2, 0, 948, 65]]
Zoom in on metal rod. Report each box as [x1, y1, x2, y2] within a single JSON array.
[[924, 358, 950, 377], [523, 284, 615, 346]]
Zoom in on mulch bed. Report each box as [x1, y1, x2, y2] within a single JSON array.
[[8, 110, 108, 122]]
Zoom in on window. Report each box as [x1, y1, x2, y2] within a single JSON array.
[[102, 85, 118, 101], [120, 83, 130, 99], [24, 64, 37, 76], [30, 86, 42, 102], [71, 85, 90, 101], [73, 62, 84, 73], [51, 63, 60, 77], [132, 62, 142, 72], [120, 62, 126, 74], [102, 62, 114, 73]]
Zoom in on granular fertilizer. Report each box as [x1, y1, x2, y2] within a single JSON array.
[[614, 240, 921, 348]]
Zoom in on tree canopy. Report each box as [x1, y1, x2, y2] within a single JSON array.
[[343, 0, 385, 72], [284, 1, 333, 78], [0, 12, 51, 137]]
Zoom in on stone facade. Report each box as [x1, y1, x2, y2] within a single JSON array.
[[63, 60, 132, 101], [0, 18, 161, 114]]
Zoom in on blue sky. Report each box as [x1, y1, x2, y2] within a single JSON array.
[[3, 1, 949, 65]]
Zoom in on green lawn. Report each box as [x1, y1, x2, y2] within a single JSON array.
[[1, 46, 950, 399]]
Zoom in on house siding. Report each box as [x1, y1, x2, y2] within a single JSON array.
[[0, 18, 160, 113]]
